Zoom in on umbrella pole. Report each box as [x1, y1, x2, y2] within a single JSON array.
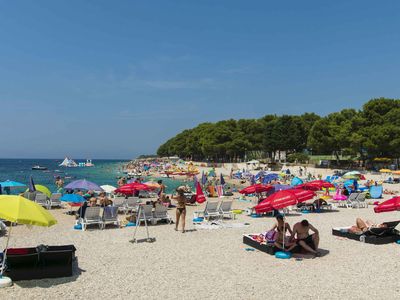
[[1, 223, 12, 276]]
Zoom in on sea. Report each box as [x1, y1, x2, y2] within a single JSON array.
[[0, 159, 192, 194]]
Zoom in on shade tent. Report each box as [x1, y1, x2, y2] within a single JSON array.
[[255, 189, 316, 213], [374, 197, 400, 213], [290, 177, 303, 186], [64, 179, 103, 191]]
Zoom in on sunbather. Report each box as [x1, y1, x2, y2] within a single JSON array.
[[291, 220, 320, 256], [172, 186, 186, 233], [349, 218, 387, 234], [270, 215, 296, 251]]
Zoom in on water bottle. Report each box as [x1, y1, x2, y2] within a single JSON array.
[[360, 235, 366, 243]]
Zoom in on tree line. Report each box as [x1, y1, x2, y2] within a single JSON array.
[[157, 98, 400, 164]]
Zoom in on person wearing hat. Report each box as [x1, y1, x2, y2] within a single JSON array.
[[172, 186, 187, 233]]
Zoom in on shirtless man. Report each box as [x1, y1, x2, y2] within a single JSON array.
[[291, 219, 320, 256]]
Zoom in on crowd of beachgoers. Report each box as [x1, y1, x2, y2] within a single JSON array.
[[1, 159, 399, 299]]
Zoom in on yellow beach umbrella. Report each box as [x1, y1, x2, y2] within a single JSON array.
[[0, 195, 57, 226], [0, 195, 57, 283], [25, 184, 52, 198], [379, 169, 392, 173]]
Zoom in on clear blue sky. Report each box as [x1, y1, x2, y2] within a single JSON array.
[[1, 1, 399, 159]]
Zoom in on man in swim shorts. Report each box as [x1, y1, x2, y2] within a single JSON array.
[[291, 219, 320, 256]]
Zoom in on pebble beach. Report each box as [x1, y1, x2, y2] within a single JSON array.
[[1, 165, 400, 300]]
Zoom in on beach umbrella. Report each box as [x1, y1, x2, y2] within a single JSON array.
[[295, 180, 334, 191], [28, 176, 36, 192], [254, 189, 315, 214], [0, 195, 57, 284], [193, 176, 198, 187], [143, 182, 161, 189], [34, 185, 52, 198], [99, 185, 117, 193], [220, 174, 225, 185], [64, 179, 103, 191], [374, 196, 400, 213], [272, 184, 292, 192], [60, 194, 85, 203], [379, 169, 392, 173], [239, 184, 273, 195], [392, 170, 400, 175], [115, 182, 150, 195], [0, 180, 26, 189], [195, 182, 206, 203]]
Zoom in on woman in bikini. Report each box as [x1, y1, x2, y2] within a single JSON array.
[[349, 218, 387, 234], [270, 215, 296, 251], [172, 186, 186, 233]]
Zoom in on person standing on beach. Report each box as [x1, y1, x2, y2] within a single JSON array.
[[172, 186, 186, 233]]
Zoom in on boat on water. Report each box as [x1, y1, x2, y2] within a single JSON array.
[[59, 157, 78, 168], [78, 159, 95, 167], [32, 165, 48, 171]]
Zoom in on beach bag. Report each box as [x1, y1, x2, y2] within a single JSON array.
[[265, 230, 277, 242]]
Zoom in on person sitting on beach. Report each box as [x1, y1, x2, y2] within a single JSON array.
[[98, 192, 112, 207], [349, 218, 387, 234], [270, 215, 296, 251], [291, 220, 320, 256]]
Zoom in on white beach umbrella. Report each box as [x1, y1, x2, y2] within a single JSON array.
[[100, 185, 117, 193]]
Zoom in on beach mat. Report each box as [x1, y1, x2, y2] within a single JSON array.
[[332, 228, 400, 244]]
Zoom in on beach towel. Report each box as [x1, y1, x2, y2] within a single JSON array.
[[216, 185, 224, 198]]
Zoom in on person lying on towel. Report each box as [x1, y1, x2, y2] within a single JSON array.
[[349, 218, 387, 234], [290, 220, 321, 257]]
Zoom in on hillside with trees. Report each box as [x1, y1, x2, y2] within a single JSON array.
[[157, 98, 400, 164]]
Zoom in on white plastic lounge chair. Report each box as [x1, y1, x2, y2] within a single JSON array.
[[112, 197, 126, 213], [35, 193, 50, 209], [203, 201, 221, 220], [354, 193, 368, 208], [153, 203, 172, 224], [80, 207, 104, 231], [219, 200, 234, 219], [49, 193, 62, 208], [125, 197, 140, 213], [345, 193, 360, 208], [103, 206, 120, 228], [136, 204, 154, 224]]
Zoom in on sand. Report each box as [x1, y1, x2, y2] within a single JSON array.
[[1, 167, 400, 299]]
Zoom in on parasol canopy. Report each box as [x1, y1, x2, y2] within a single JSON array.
[[239, 184, 273, 195], [65, 179, 103, 191], [254, 189, 315, 213], [115, 182, 151, 195]]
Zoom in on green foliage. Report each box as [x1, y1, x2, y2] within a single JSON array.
[[157, 98, 400, 162]]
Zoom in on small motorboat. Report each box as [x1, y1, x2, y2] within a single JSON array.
[[32, 165, 48, 171]]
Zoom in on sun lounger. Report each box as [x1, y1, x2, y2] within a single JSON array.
[[103, 206, 120, 228], [219, 200, 234, 219], [35, 193, 50, 209], [153, 203, 172, 224], [125, 197, 140, 213], [332, 220, 400, 244], [136, 204, 154, 224], [203, 201, 221, 220], [112, 197, 126, 213], [354, 193, 368, 208], [344, 192, 360, 208], [49, 193, 62, 209], [80, 207, 104, 231]]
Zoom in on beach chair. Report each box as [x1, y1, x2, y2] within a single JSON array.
[[49, 193, 62, 209], [35, 193, 50, 209], [153, 203, 172, 224], [80, 207, 104, 231], [26, 191, 36, 201], [102, 206, 120, 228], [203, 201, 221, 220], [219, 200, 234, 219], [136, 205, 154, 224], [345, 193, 359, 208], [112, 197, 126, 213], [354, 193, 368, 208], [125, 197, 140, 213]]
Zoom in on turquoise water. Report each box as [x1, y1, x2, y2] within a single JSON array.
[[0, 159, 193, 194]]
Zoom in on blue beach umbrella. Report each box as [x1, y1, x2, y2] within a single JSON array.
[[262, 173, 279, 184], [60, 194, 85, 203], [0, 180, 26, 188], [193, 175, 198, 186], [220, 174, 225, 185]]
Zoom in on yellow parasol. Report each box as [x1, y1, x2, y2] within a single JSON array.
[[379, 169, 392, 173], [25, 184, 52, 198], [0, 195, 57, 283]]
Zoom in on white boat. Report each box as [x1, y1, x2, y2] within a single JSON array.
[[59, 157, 78, 167], [85, 159, 94, 167], [32, 165, 48, 170]]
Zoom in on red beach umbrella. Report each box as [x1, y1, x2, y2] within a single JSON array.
[[295, 180, 334, 191], [254, 189, 315, 213], [374, 196, 400, 213], [239, 184, 273, 195], [195, 182, 206, 204], [115, 182, 151, 195]]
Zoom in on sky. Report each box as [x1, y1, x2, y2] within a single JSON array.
[[0, 1, 400, 159]]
